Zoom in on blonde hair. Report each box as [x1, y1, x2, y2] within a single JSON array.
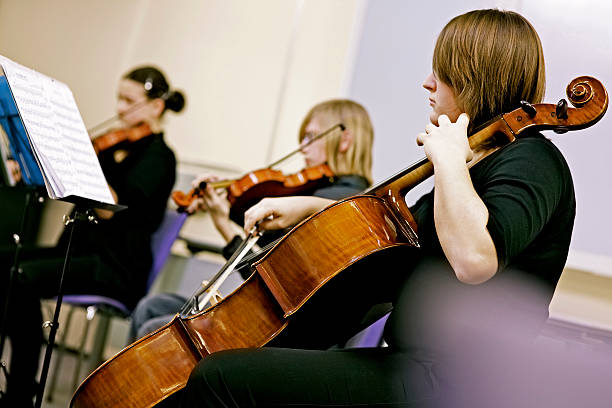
[[299, 99, 374, 184], [433, 9, 546, 131]]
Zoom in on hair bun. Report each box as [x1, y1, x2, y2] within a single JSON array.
[[165, 90, 186, 113]]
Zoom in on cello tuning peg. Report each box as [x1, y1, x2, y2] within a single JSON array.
[[519, 101, 537, 118], [556, 99, 569, 119]]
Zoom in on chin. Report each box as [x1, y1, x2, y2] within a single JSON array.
[[429, 113, 439, 126]]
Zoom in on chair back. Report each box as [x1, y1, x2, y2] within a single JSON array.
[[147, 210, 188, 291]]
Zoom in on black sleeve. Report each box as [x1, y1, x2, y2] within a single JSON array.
[[222, 235, 244, 260], [478, 138, 568, 269], [112, 145, 176, 209]]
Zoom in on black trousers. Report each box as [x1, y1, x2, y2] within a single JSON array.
[[0, 246, 125, 405], [176, 347, 438, 408]]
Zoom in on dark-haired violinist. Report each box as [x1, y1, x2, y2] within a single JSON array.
[[0, 66, 184, 407]]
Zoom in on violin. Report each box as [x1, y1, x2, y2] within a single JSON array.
[[92, 123, 153, 154], [172, 123, 345, 218], [70, 76, 608, 408], [172, 163, 335, 220]]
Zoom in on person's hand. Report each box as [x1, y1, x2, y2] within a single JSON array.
[[201, 184, 230, 225], [6, 159, 21, 183], [186, 173, 238, 242], [416, 113, 472, 166], [243, 196, 334, 233], [185, 174, 227, 217]]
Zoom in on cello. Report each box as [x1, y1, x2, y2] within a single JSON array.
[[71, 76, 608, 408]]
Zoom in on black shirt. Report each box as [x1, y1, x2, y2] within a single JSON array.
[[386, 132, 575, 350], [72, 133, 176, 306]]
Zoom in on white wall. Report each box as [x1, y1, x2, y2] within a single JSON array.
[[348, 0, 612, 261], [2, 0, 609, 260], [0, 0, 365, 244], [0, 0, 364, 171]]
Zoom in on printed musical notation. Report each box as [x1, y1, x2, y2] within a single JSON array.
[[0, 55, 114, 204]]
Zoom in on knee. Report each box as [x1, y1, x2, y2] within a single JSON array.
[[188, 352, 226, 387], [180, 354, 229, 406], [188, 351, 247, 390], [131, 295, 157, 321], [136, 315, 171, 339]]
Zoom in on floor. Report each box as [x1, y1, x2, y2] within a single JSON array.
[[0, 341, 84, 407], [41, 347, 84, 408]]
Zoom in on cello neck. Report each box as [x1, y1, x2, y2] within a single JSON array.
[[365, 117, 513, 198]]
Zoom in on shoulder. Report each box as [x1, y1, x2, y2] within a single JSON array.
[[497, 133, 566, 165], [139, 133, 176, 166], [475, 133, 572, 184], [313, 174, 369, 200], [473, 132, 575, 216]]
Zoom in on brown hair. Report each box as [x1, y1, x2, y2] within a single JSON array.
[[298, 99, 374, 184], [124, 66, 186, 114], [433, 9, 545, 132]]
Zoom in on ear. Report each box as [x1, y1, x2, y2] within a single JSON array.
[[338, 129, 353, 153], [151, 98, 165, 117]]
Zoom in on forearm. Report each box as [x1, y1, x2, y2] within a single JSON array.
[[432, 158, 498, 284], [212, 215, 243, 243], [243, 196, 335, 233]]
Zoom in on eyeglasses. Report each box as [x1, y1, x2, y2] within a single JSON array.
[[301, 132, 317, 145]]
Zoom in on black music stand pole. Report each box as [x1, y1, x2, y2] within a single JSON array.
[[33, 205, 96, 408]]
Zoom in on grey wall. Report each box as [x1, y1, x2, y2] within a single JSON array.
[[348, 0, 612, 258]]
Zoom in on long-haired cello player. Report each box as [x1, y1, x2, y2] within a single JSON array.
[[172, 9, 578, 407]]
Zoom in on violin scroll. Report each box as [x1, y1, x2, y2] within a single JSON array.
[[172, 185, 204, 211]]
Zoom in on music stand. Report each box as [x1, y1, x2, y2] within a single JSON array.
[[0, 56, 123, 407], [34, 198, 124, 408]]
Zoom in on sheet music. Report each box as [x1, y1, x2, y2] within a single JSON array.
[[0, 56, 114, 204]]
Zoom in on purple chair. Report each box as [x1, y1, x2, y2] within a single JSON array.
[[346, 312, 390, 348], [46, 210, 187, 401]]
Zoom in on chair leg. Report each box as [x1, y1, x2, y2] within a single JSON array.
[[45, 304, 75, 402], [71, 305, 95, 392], [85, 311, 111, 377]]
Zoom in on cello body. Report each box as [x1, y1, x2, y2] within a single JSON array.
[[71, 196, 418, 407], [71, 76, 608, 407]]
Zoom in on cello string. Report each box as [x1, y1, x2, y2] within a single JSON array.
[[180, 228, 262, 316]]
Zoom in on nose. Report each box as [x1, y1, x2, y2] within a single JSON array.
[[423, 72, 436, 92], [299, 142, 308, 154], [117, 100, 128, 115]]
